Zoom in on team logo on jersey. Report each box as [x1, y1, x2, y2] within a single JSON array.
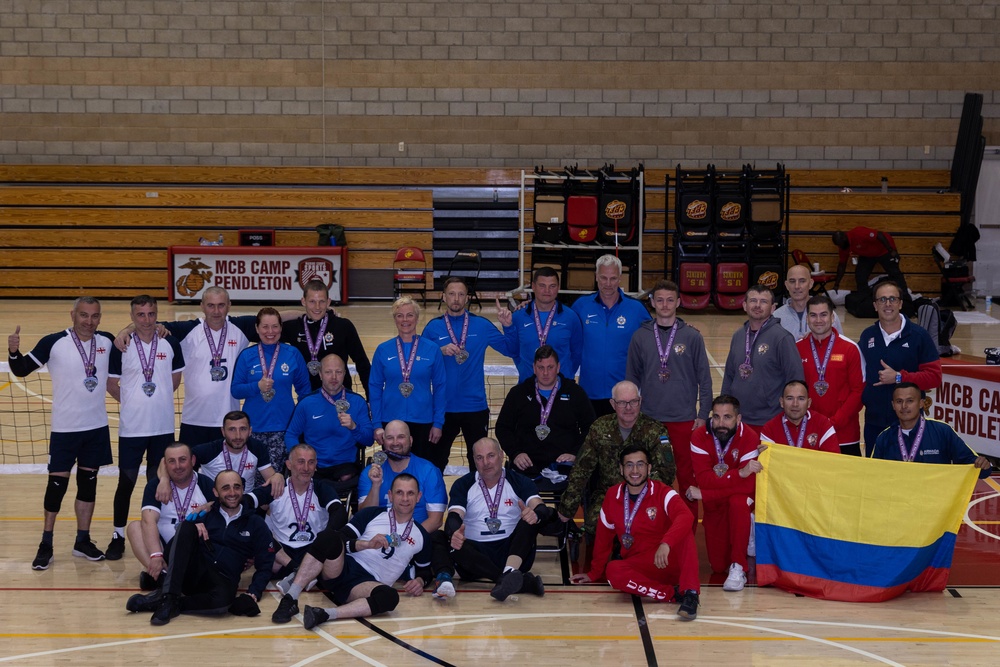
[[504, 498, 515, 506], [175, 258, 214, 298], [324, 333, 334, 343], [808, 434, 818, 447], [646, 507, 657, 520], [617, 315, 627, 326], [297, 257, 334, 290], [673, 344, 686, 355], [281, 363, 290, 372], [867, 338, 875, 348], [757, 343, 769, 355]]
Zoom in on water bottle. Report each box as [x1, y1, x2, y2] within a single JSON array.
[[986, 296, 992, 314]]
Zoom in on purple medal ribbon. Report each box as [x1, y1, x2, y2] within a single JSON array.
[[222, 446, 249, 475], [171, 479, 197, 518], [303, 314, 328, 364], [622, 481, 649, 546], [257, 343, 280, 380], [477, 469, 507, 520], [395, 335, 420, 384], [740, 317, 771, 377], [443, 311, 470, 352], [132, 332, 158, 384], [69, 329, 97, 379], [204, 320, 228, 369], [532, 305, 556, 347], [897, 416, 926, 462], [535, 378, 561, 429], [387, 506, 414, 546], [653, 323, 678, 381], [781, 413, 809, 448], [321, 387, 347, 406], [288, 480, 315, 533], [712, 432, 735, 476], [809, 334, 834, 389]]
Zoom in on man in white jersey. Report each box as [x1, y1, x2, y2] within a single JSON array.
[[126, 442, 215, 590], [8, 297, 115, 568], [106, 295, 185, 561], [273, 474, 433, 627]]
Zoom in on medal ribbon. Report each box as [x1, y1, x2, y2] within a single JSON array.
[[623, 481, 649, 537], [221, 446, 249, 474], [171, 480, 197, 518], [897, 416, 926, 462], [477, 468, 506, 520], [387, 507, 414, 544], [257, 343, 280, 380], [743, 317, 771, 370], [534, 378, 561, 428], [132, 332, 158, 384], [532, 305, 556, 347], [809, 334, 835, 384], [395, 335, 420, 383], [443, 311, 469, 351], [712, 432, 734, 467], [781, 413, 809, 448], [204, 320, 228, 368], [69, 329, 97, 378], [288, 480, 315, 533], [303, 314, 328, 363], [321, 387, 348, 407], [653, 323, 678, 377]]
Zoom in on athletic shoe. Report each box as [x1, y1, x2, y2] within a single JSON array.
[[490, 570, 523, 602], [126, 589, 164, 613], [432, 572, 456, 600], [139, 571, 160, 591], [150, 595, 180, 626], [271, 593, 299, 624], [32, 542, 54, 570], [677, 590, 700, 621], [722, 563, 746, 592], [72, 538, 106, 561], [303, 605, 329, 631], [520, 572, 545, 597], [105, 534, 126, 561]]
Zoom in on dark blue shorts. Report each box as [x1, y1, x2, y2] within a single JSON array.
[[318, 555, 377, 606], [49, 426, 113, 473], [118, 433, 173, 471]]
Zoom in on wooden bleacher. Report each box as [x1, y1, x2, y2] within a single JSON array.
[[0, 166, 960, 300]]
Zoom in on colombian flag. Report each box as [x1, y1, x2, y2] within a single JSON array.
[[755, 444, 979, 602]]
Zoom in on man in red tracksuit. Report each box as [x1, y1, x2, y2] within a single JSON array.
[[759, 380, 840, 454], [571, 444, 701, 620], [687, 395, 761, 592]]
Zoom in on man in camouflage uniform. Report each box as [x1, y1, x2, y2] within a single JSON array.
[[557, 381, 675, 534]]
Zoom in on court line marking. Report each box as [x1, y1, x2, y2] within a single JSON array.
[[963, 490, 1000, 541], [356, 617, 458, 667]]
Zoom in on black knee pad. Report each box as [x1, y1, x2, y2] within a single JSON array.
[[366, 585, 399, 616], [44, 475, 70, 513], [306, 526, 344, 562], [76, 468, 98, 503]]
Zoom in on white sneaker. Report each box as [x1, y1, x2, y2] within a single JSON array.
[[747, 512, 756, 558], [723, 563, 746, 592]]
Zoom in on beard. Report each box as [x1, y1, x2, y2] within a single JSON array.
[[713, 426, 737, 444]]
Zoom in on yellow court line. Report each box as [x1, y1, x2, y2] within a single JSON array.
[[985, 477, 1000, 494]]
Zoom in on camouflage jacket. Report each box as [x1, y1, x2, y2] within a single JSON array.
[[557, 412, 676, 532]]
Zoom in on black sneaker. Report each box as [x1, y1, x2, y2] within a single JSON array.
[[31, 542, 54, 570], [126, 589, 164, 613], [139, 571, 161, 591], [303, 605, 329, 631], [72, 538, 105, 561], [150, 595, 180, 626], [271, 593, 299, 624], [677, 590, 699, 621], [519, 572, 545, 597], [105, 534, 126, 561], [490, 570, 524, 602]]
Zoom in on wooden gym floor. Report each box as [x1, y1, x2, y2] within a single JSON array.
[[1, 296, 999, 666]]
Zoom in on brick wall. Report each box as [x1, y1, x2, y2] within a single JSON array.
[[1, 0, 997, 167]]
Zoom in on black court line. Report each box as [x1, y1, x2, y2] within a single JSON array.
[[948, 588, 963, 598], [356, 617, 458, 667], [631, 594, 659, 667]]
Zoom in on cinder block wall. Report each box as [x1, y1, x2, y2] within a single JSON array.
[[1, 0, 997, 167]]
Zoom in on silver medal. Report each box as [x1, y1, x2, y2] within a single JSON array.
[[335, 399, 351, 413], [535, 424, 551, 440], [455, 349, 469, 364], [261, 388, 275, 402], [621, 533, 634, 550], [307, 359, 321, 376], [210, 366, 225, 381], [372, 451, 388, 465], [142, 381, 157, 397], [83, 376, 98, 392], [738, 363, 753, 379], [658, 369, 670, 382], [814, 380, 829, 397], [399, 382, 414, 397], [713, 462, 729, 477], [485, 517, 502, 534], [388, 533, 401, 548]]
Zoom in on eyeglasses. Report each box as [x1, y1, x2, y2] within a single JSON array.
[[623, 461, 648, 471], [612, 398, 641, 409], [875, 296, 900, 305]]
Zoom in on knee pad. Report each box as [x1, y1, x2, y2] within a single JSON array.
[[306, 526, 344, 562], [366, 585, 399, 616], [44, 475, 70, 513], [76, 468, 98, 503]]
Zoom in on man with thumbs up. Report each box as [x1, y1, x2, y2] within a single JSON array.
[[7, 297, 116, 569]]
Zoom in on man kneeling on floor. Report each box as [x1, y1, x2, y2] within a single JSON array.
[[571, 444, 701, 620], [125, 470, 275, 625], [272, 473, 432, 628]]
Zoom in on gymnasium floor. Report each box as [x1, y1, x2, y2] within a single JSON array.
[[1, 296, 999, 666]]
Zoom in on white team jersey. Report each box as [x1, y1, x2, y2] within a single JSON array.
[[142, 477, 212, 543], [347, 508, 430, 585], [178, 318, 251, 427], [110, 336, 184, 437], [27, 329, 113, 432], [193, 439, 271, 491], [448, 472, 538, 544], [265, 481, 339, 548]]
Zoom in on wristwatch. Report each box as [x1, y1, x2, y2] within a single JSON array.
[[895, 372, 902, 384]]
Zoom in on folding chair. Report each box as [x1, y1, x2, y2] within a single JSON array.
[[933, 244, 975, 310], [791, 249, 832, 297], [535, 486, 581, 585], [393, 246, 428, 305], [439, 248, 482, 310]]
